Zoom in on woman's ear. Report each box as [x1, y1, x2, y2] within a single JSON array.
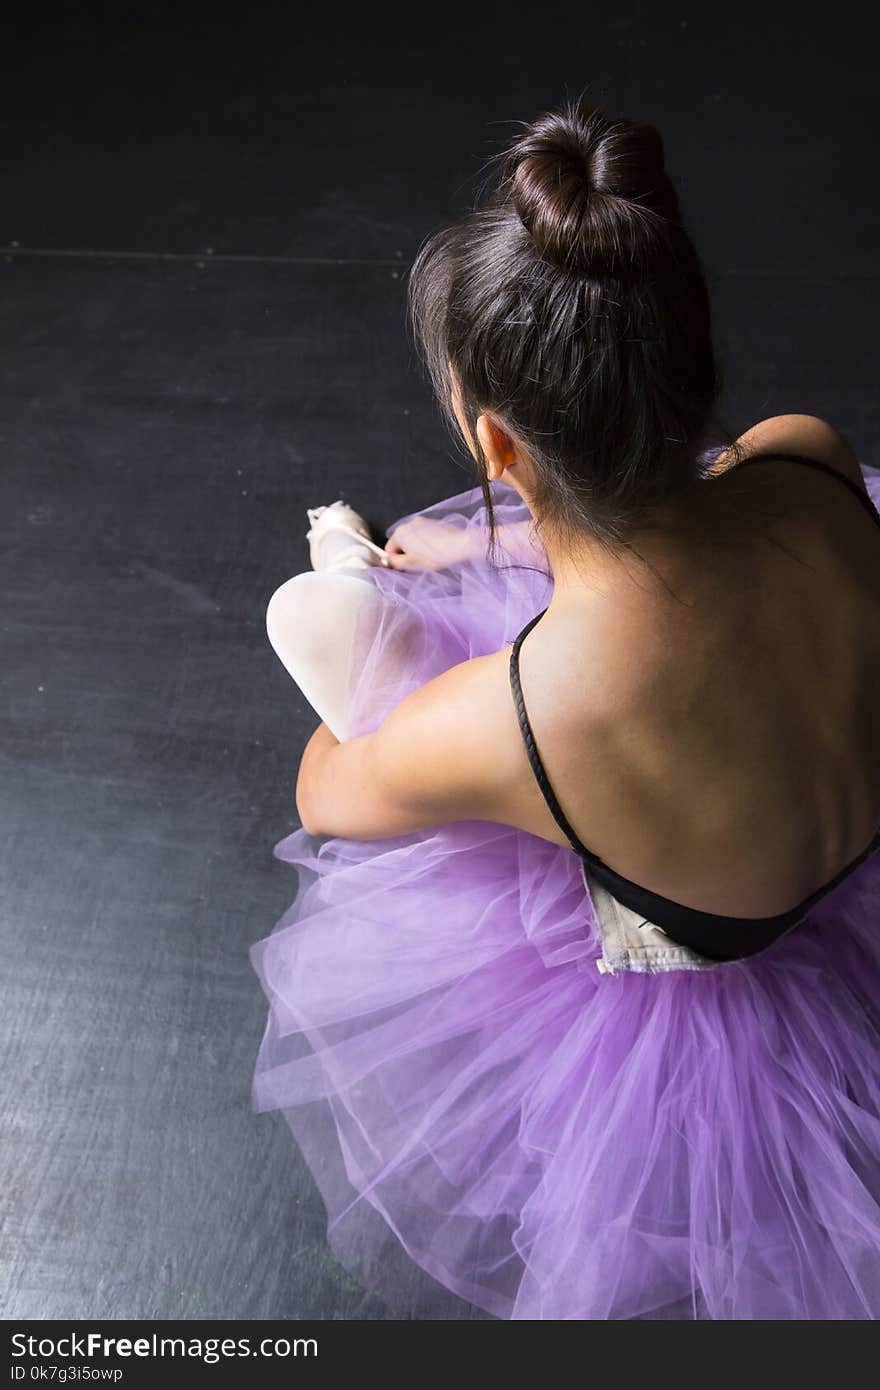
[[476, 413, 517, 481]]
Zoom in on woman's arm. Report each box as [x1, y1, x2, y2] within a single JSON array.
[[295, 720, 341, 828], [295, 651, 515, 840], [384, 516, 546, 571]]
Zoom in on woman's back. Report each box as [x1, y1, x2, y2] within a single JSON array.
[[504, 416, 880, 918]]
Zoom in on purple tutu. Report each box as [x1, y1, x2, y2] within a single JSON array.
[[250, 463, 880, 1320]]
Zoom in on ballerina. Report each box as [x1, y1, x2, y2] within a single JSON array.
[[250, 93, 880, 1320]]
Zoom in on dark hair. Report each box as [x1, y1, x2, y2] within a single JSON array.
[[407, 91, 735, 564]]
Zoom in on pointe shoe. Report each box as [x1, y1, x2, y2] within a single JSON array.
[[305, 499, 391, 573]]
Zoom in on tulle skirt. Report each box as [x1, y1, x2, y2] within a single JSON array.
[[250, 459, 880, 1320]]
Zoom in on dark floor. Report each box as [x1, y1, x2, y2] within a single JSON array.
[[1, 3, 877, 1320]]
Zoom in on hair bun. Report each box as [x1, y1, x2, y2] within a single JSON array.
[[505, 96, 679, 279]]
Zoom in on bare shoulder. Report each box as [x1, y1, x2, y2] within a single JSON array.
[[709, 413, 868, 495]]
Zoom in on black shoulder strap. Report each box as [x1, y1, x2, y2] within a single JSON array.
[[731, 451, 880, 529], [508, 608, 594, 859]]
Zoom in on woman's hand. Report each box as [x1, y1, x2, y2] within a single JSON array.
[[383, 517, 475, 571]]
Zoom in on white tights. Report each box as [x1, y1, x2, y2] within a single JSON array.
[[265, 524, 403, 742]]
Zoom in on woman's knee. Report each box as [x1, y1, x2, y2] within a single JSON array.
[[266, 572, 330, 665], [265, 569, 384, 673]]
